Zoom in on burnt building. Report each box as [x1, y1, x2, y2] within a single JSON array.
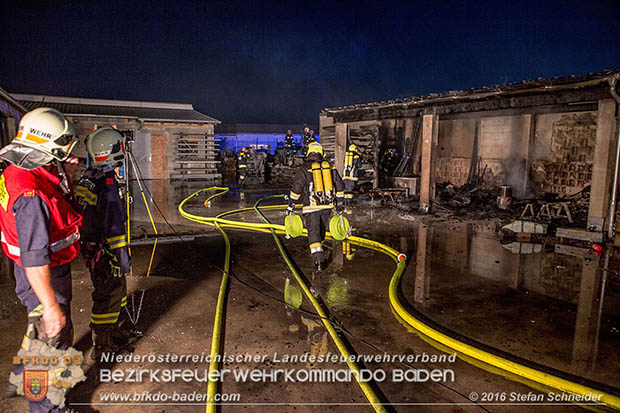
[[321, 70, 620, 242]]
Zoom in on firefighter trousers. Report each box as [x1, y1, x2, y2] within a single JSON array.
[[344, 179, 356, 205], [90, 254, 127, 328], [304, 209, 331, 264], [12, 263, 73, 413]]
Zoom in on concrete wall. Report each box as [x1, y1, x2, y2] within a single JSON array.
[[433, 110, 599, 199]]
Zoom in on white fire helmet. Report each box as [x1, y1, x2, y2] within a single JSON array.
[[0, 107, 78, 170], [86, 127, 126, 168]]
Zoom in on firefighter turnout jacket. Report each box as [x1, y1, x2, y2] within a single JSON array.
[[343, 149, 362, 182], [289, 158, 345, 213], [76, 168, 130, 274], [285, 133, 295, 148], [237, 151, 248, 169], [0, 164, 82, 267]]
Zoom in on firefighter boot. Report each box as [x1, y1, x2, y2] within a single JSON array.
[[91, 325, 132, 362], [112, 311, 143, 347], [313, 252, 325, 273]]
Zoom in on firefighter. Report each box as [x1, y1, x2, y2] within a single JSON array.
[[380, 147, 399, 177], [76, 127, 137, 361], [284, 129, 295, 156], [237, 146, 248, 187], [342, 143, 362, 210], [302, 127, 316, 154], [288, 142, 345, 271], [0, 107, 82, 412]]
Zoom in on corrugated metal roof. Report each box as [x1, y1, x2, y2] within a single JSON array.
[[323, 69, 620, 114], [12, 94, 220, 124]]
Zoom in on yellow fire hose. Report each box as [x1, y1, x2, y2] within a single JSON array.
[[254, 195, 388, 412], [177, 187, 620, 411]]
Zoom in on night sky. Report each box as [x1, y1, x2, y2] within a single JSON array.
[[1, 1, 619, 124]]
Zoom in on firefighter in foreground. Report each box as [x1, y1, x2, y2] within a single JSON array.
[[288, 142, 345, 271], [76, 127, 137, 361], [237, 146, 248, 187], [342, 143, 363, 211], [0, 108, 82, 412]]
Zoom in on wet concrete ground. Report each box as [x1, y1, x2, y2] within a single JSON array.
[[0, 182, 617, 412]]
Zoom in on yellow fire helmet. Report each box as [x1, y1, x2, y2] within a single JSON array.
[[329, 215, 351, 241], [306, 142, 324, 157], [284, 214, 303, 238], [348, 143, 359, 153]]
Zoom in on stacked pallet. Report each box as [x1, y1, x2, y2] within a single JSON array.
[[171, 133, 221, 181], [271, 157, 303, 185]]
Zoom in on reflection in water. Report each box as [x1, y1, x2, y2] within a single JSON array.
[[326, 277, 350, 310], [406, 221, 619, 389]]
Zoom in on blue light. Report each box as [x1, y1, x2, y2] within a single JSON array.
[[215, 132, 319, 154]]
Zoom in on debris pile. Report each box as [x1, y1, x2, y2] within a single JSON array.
[[271, 156, 303, 185]]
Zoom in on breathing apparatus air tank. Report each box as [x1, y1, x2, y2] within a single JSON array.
[[311, 162, 324, 196], [321, 161, 334, 199]]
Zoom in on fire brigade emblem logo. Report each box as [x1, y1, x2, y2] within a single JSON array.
[[24, 370, 48, 402]]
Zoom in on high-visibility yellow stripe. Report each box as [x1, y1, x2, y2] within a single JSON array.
[[75, 190, 96, 201], [24, 133, 47, 144], [90, 317, 118, 324], [75, 192, 96, 205], [289, 191, 300, 200], [75, 185, 96, 197], [107, 234, 126, 242], [75, 189, 95, 199], [302, 205, 333, 212], [309, 242, 322, 249], [109, 241, 128, 249], [91, 311, 120, 319]]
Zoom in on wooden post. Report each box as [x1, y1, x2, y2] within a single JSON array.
[[419, 114, 438, 212], [414, 225, 432, 305], [403, 118, 415, 176], [572, 255, 602, 371], [335, 123, 347, 174], [332, 241, 344, 269], [588, 99, 617, 231], [520, 114, 534, 199]]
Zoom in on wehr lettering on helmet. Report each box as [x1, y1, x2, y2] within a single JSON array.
[[29, 128, 53, 139]]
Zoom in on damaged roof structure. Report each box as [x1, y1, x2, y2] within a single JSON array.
[[320, 70, 620, 244]]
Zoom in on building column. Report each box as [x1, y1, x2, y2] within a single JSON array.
[[572, 255, 602, 371], [520, 114, 535, 199], [414, 224, 432, 305], [588, 99, 618, 231], [419, 114, 438, 212], [335, 123, 348, 174], [332, 240, 344, 269], [402, 117, 416, 176]]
